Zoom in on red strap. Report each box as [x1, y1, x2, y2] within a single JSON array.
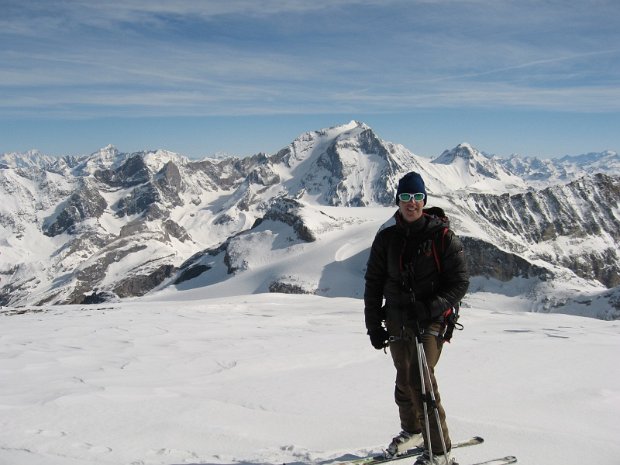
[[431, 240, 441, 272], [431, 227, 448, 272]]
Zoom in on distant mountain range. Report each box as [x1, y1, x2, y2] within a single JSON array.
[[1, 121, 619, 319]]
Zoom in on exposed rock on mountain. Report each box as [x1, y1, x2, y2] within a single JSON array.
[[113, 264, 175, 298], [468, 173, 620, 287], [94, 154, 150, 187], [461, 237, 552, 282], [1, 121, 618, 319], [260, 198, 317, 242], [44, 179, 107, 236]]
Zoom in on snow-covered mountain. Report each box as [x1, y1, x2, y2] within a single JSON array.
[[497, 149, 620, 187], [421, 143, 528, 194], [1, 121, 618, 319]]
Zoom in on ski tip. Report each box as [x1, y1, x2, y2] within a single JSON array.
[[474, 436, 484, 443], [468, 456, 517, 465], [491, 456, 517, 465]]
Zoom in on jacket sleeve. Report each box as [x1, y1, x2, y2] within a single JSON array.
[[425, 230, 469, 319], [364, 232, 387, 332]]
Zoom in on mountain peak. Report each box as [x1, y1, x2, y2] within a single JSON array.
[[433, 142, 483, 165], [0, 149, 57, 169], [313, 120, 371, 140], [95, 144, 120, 157], [341, 120, 368, 131], [558, 150, 619, 165]]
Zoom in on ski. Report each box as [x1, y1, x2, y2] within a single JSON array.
[[468, 456, 517, 465], [332, 436, 484, 465]]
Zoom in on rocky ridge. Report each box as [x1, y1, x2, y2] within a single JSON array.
[[1, 122, 618, 318]]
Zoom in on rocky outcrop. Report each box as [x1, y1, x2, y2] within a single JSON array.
[[174, 264, 211, 285], [116, 184, 161, 217], [94, 154, 150, 187], [112, 264, 175, 298], [470, 174, 620, 243], [469, 174, 620, 287], [260, 198, 316, 242], [44, 179, 107, 236], [268, 280, 314, 294], [461, 236, 551, 281], [114, 164, 182, 218], [154, 161, 183, 204], [247, 163, 280, 187]]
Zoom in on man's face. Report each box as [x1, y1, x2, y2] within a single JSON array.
[[399, 196, 424, 223]]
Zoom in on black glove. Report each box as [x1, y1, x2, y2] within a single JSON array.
[[368, 327, 389, 350]]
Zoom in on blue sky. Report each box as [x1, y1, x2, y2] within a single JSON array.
[[1, 0, 619, 159]]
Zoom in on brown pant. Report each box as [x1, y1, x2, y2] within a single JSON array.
[[388, 322, 451, 454]]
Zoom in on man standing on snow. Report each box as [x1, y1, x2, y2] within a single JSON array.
[[364, 171, 469, 465]]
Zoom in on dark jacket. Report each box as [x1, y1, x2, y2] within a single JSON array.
[[364, 210, 469, 334]]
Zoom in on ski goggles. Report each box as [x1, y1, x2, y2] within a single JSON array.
[[398, 192, 426, 202]]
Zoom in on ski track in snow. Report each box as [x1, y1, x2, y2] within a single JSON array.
[[1, 294, 619, 465]]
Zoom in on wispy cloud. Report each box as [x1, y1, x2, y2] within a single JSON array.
[[1, 0, 619, 119]]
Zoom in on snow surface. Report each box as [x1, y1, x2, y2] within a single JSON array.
[[1, 291, 619, 465]]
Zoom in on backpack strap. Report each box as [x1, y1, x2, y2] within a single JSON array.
[[431, 227, 449, 272], [429, 226, 464, 342]]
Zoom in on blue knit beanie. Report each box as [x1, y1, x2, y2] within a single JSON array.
[[395, 172, 427, 205]]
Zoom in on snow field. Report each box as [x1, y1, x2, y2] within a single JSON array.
[[1, 293, 619, 465]]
